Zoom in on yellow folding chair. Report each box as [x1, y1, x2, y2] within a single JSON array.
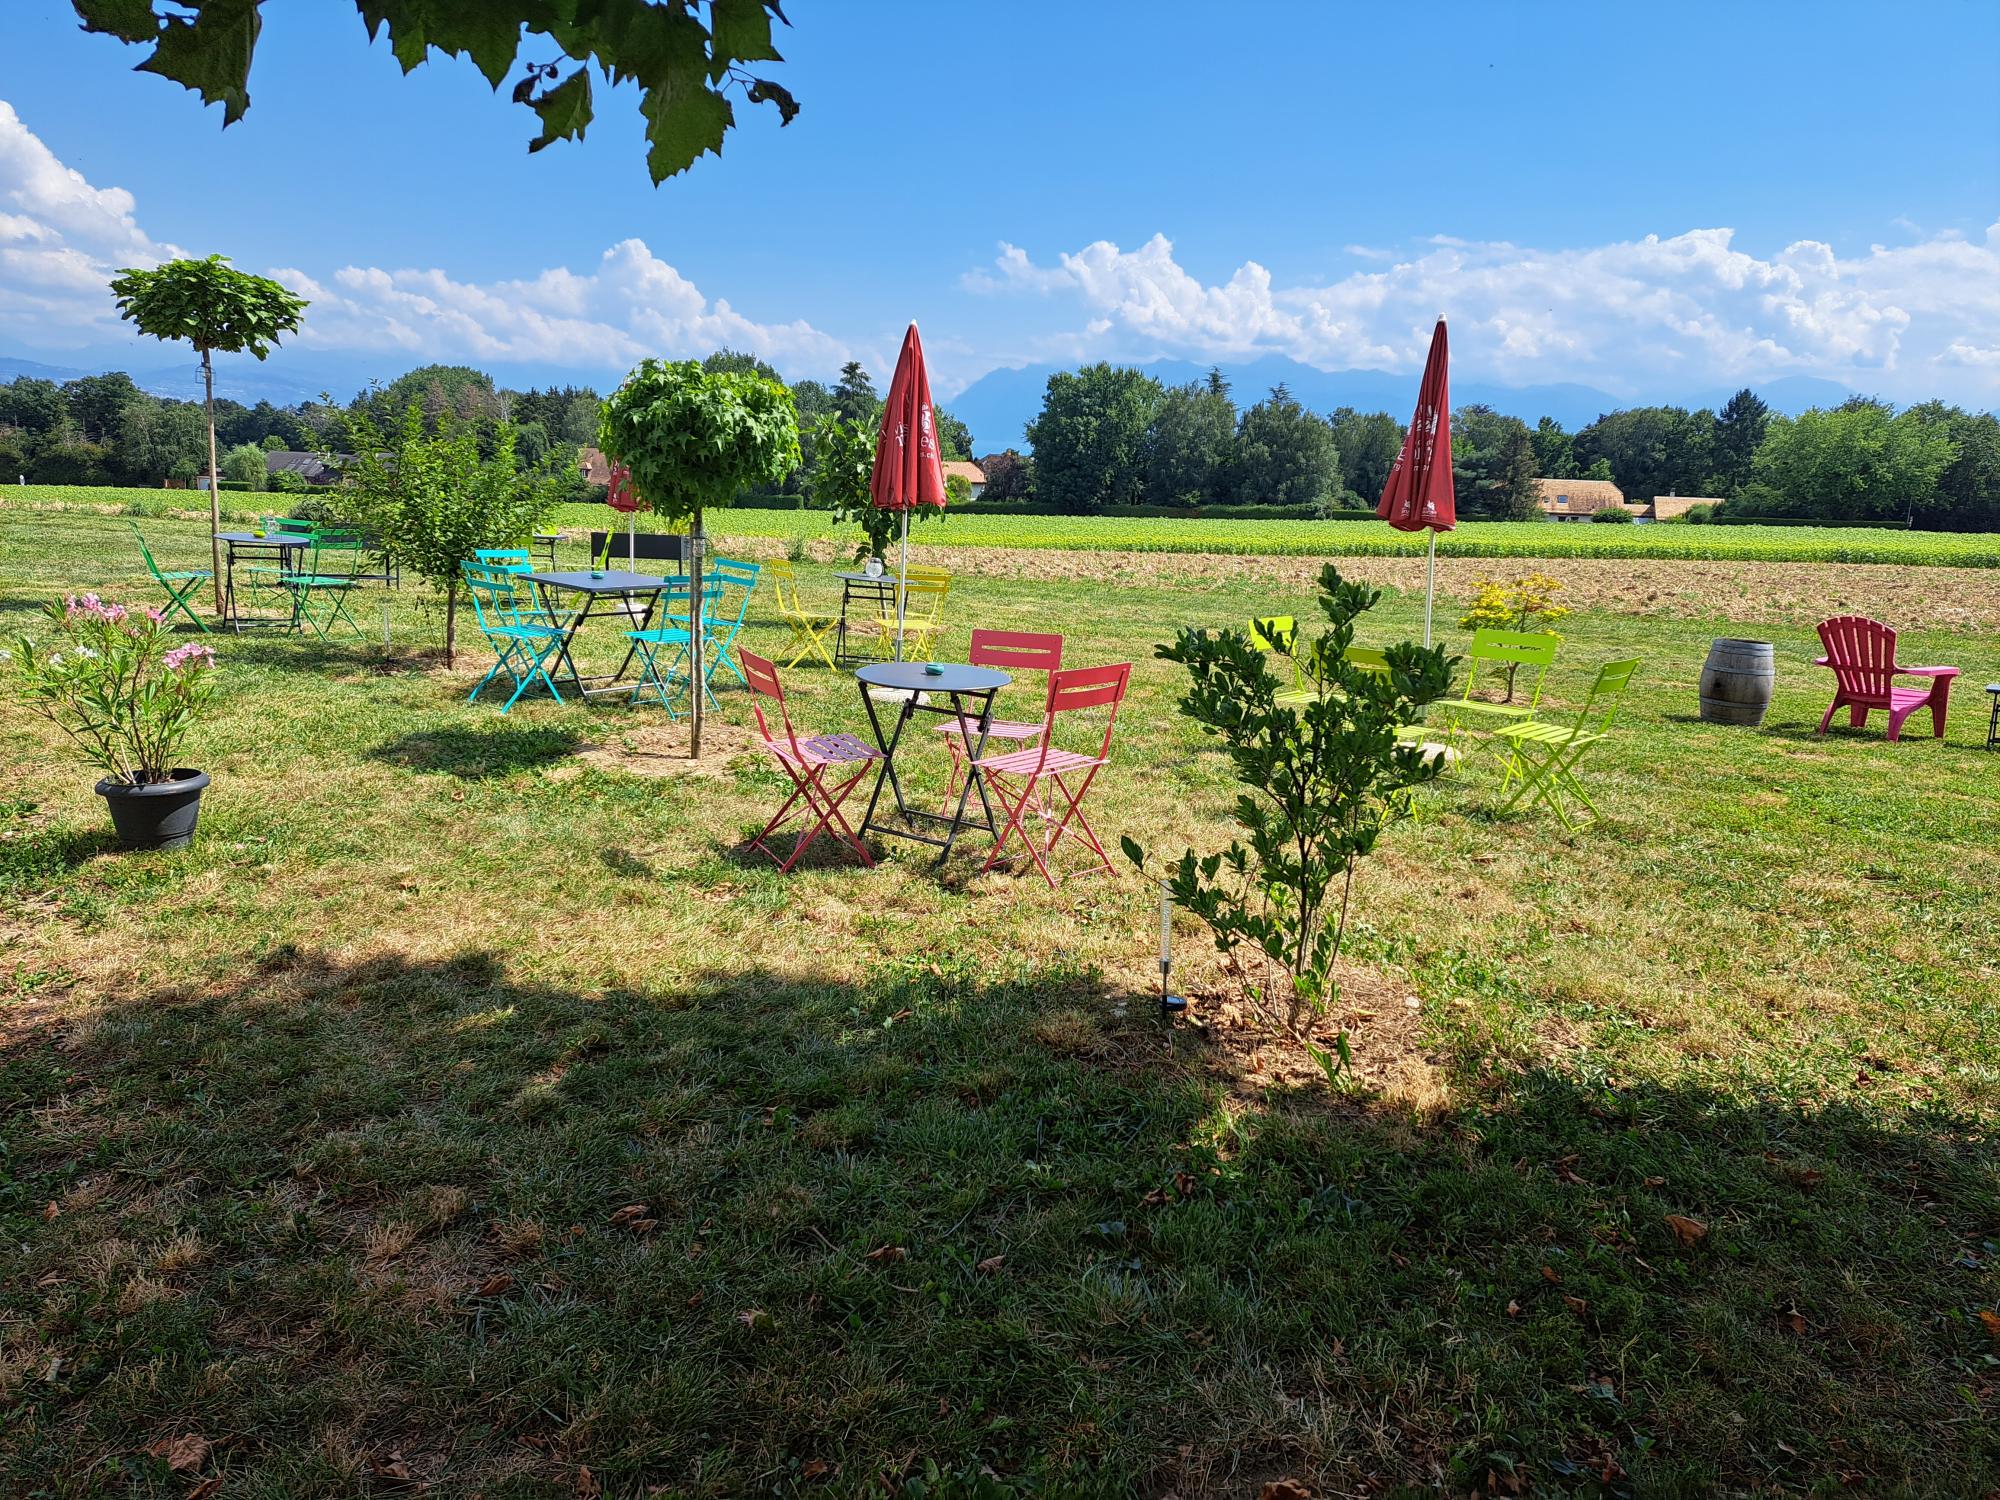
[[765, 558, 839, 669]]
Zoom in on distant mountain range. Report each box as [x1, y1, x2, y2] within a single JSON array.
[[944, 355, 1860, 453], [3, 348, 1860, 452]]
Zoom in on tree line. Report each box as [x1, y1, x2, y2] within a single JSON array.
[[6, 356, 1995, 529], [0, 348, 976, 503], [983, 364, 2000, 529]]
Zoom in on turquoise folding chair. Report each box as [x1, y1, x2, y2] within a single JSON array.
[[697, 558, 761, 689], [473, 548, 558, 624], [628, 578, 723, 716], [128, 522, 211, 631], [462, 562, 568, 712], [281, 527, 366, 640]]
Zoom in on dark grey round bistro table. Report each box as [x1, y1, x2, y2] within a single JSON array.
[[853, 660, 1012, 863]]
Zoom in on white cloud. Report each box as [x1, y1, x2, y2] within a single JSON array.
[[0, 100, 851, 381], [969, 223, 2000, 402]]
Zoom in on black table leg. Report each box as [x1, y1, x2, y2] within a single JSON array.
[[858, 681, 919, 838], [934, 687, 1000, 863]]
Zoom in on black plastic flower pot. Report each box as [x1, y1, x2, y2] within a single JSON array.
[[94, 769, 210, 851]]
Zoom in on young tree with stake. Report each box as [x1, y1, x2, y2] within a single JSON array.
[[598, 361, 798, 757], [109, 256, 307, 616]]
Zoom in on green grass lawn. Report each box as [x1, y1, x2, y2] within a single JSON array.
[[3, 511, 1998, 1497]]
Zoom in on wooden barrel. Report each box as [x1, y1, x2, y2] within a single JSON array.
[[1699, 638, 1775, 727]]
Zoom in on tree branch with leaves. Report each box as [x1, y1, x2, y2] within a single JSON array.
[[72, 0, 798, 185]]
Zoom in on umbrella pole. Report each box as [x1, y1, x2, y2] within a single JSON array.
[[690, 514, 704, 759], [1423, 529, 1437, 647], [895, 509, 910, 663]]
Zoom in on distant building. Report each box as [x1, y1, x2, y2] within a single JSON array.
[[1647, 493, 1722, 520], [265, 451, 343, 486], [576, 446, 615, 487], [1533, 477, 1628, 521], [941, 459, 986, 499]]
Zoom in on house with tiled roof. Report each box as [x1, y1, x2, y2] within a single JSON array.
[[1532, 477, 1628, 520], [941, 459, 986, 498]]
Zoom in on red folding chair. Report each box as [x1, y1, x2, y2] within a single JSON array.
[[740, 648, 885, 872], [975, 662, 1132, 887], [933, 628, 1065, 805]]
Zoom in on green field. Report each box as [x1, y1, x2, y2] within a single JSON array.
[[8, 484, 1999, 567], [4, 510, 1999, 1497]]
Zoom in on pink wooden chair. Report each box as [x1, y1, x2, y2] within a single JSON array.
[[975, 662, 1132, 887], [740, 648, 885, 872], [1813, 615, 1959, 742], [933, 629, 1065, 803]]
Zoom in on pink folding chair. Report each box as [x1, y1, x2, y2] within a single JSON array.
[[1813, 615, 1959, 742], [740, 648, 885, 872], [933, 628, 1065, 804], [975, 662, 1132, 887]]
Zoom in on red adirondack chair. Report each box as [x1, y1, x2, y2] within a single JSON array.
[[1813, 615, 1959, 742]]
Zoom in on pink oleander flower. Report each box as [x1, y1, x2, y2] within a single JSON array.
[[145, 606, 166, 623], [63, 592, 128, 625], [162, 643, 217, 672]]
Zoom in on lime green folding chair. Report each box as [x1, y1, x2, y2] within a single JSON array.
[[128, 521, 211, 631], [281, 527, 366, 641], [1249, 616, 1319, 705], [1492, 658, 1640, 831]]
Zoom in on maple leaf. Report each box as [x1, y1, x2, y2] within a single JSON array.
[[1540, 1265, 1562, 1284], [575, 1465, 601, 1498], [473, 1273, 515, 1297], [1978, 1309, 2000, 1338], [865, 1245, 907, 1263], [1564, 1295, 1590, 1317], [1505, 1299, 1522, 1318], [145, 1434, 209, 1472], [976, 1255, 1005, 1274], [608, 1204, 650, 1226], [1260, 1481, 1313, 1500], [800, 1459, 831, 1480]]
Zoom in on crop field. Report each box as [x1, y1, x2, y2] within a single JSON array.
[[7, 485, 1999, 568], [4, 508, 1999, 1496]]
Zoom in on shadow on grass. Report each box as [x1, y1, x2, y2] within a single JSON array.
[[0, 821, 119, 893], [3, 948, 1995, 1498], [369, 724, 584, 780]]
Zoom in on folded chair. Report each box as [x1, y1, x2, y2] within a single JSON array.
[[128, 521, 211, 631], [765, 559, 839, 669], [627, 579, 722, 716], [1814, 615, 1959, 741], [934, 629, 1064, 805], [1493, 658, 1640, 831], [462, 562, 568, 712], [740, 647, 885, 872], [976, 662, 1133, 887], [281, 527, 367, 641]]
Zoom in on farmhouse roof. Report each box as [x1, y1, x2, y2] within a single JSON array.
[[941, 460, 986, 484], [265, 451, 342, 482], [577, 445, 615, 485], [1531, 477, 1626, 511]]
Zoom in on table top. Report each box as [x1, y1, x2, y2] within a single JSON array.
[[530, 569, 671, 593], [856, 661, 1009, 694], [217, 530, 310, 545], [835, 571, 898, 584]]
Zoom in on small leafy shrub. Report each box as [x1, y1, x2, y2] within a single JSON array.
[[268, 469, 310, 496], [1458, 574, 1568, 700], [9, 595, 218, 784], [1124, 564, 1451, 1073], [288, 495, 341, 526], [1684, 502, 1716, 524], [1590, 505, 1636, 523]]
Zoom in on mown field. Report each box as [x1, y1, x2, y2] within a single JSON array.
[[7, 484, 1999, 568], [2, 510, 1998, 1498]]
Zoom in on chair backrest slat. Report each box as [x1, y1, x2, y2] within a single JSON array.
[[737, 647, 802, 760], [968, 628, 1063, 674], [1019, 661, 1133, 772], [1568, 658, 1640, 738], [1818, 615, 1897, 699], [475, 547, 534, 574], [1465, 628, 1559, 706]]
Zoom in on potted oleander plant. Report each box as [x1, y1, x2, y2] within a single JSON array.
[[11, 594, 220, 850]]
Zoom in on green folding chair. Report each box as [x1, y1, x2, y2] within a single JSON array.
[[1249, 615, 1319, 706], [1492, 658, 1640, 831], [462, 562, 569, 712], [128, 521, 211, 631], [281, 527, 366, 641], [629, 578, 723, 715]]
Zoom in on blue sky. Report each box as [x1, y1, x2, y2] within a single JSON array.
[[3, 0, 1997, 410]]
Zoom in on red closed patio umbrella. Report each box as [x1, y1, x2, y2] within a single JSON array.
[[605, 460, 642, 567], [1376, 316, 1456, 644], [871, 322, 948, 661]]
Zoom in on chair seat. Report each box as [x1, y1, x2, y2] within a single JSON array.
[[1496, 722, 1604, 751], [628, 626, 696, 645], [1445, 699, 1535, 721], [975, 746, 1107, 776], [934, 717, 1042, 743], [767, 732, 884, 771], [162, 569, 212, 581], [280, 573, 353, 587], [1274, 688, 1320, 706], [491, 622, 568, 643]]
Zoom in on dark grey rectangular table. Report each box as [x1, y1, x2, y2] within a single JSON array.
[[528, 569, 672, 699], [216, 530, 312, 631]]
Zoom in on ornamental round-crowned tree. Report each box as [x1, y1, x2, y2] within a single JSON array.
[[598, 360, 799, 756], [109, 255, 308, 614]]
